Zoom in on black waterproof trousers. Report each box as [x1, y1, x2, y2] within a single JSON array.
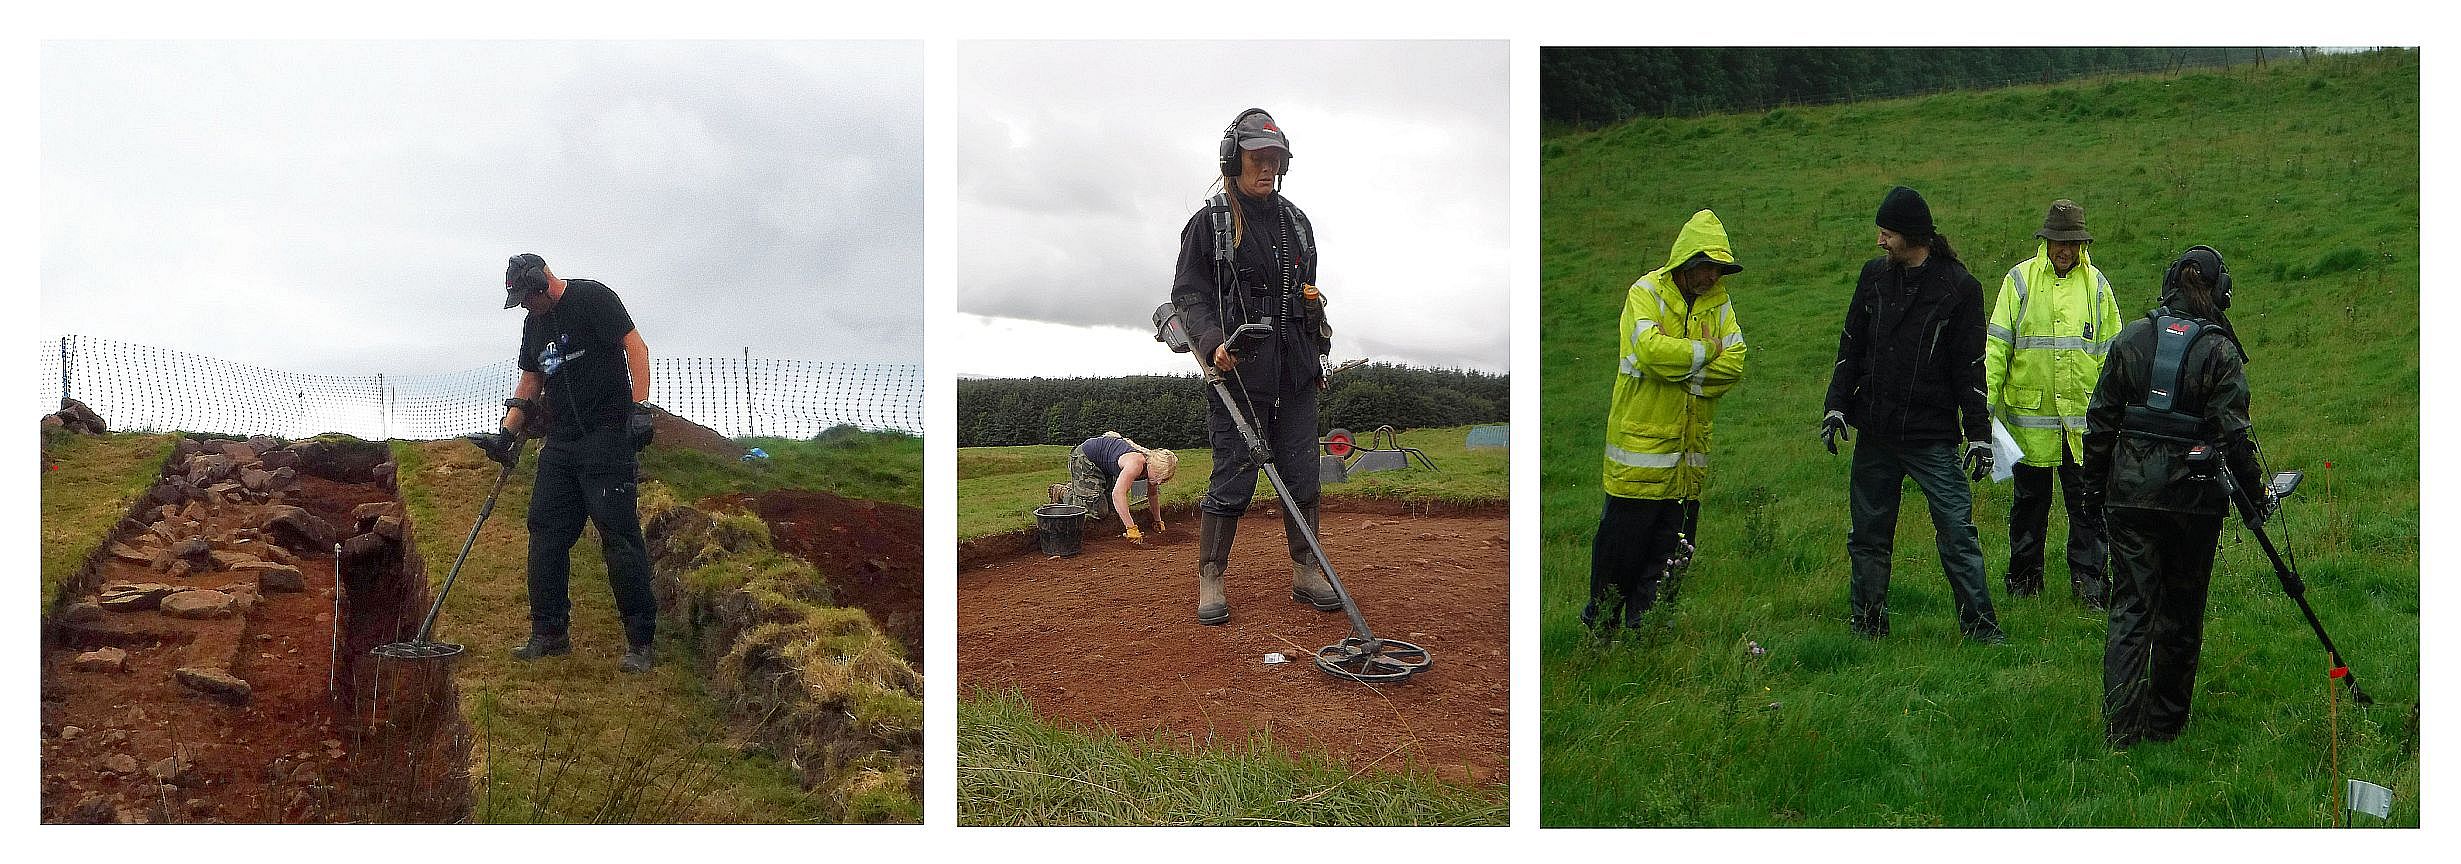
[[2008, 439, 2109, 605], [2102, 506, 2223, 746], [1846, 437, 1999, 639], [525, 426, 656, 647], [1200, 376, 1320, 528], [1584, 495, 1700, 629]]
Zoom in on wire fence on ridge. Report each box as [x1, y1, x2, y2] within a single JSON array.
[[39, 335, 922, 441]]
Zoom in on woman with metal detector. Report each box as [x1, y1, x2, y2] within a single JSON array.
[[1165, 108, 1338, 627], [2082, 245, 2282, 748]]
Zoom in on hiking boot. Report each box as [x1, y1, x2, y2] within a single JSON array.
[[618, 644, 655, 674], [1196, 512, 1237, 626], [1849, 606, 1889, 639], [2005, 570, 2043, 597], [1285, 501, 1340, 611], [1291, 559, 1340, 611], [509, 630, 571, 661]]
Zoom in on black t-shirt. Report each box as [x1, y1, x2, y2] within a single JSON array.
[[518, 278, 637, 439]]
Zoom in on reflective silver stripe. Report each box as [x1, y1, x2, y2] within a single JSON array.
[[1632, 319, 1659, 340], [1604, 443, 1681, 468], [2010, 267, 2031, 328], [2006, 414, 2088, 429], [1987, 323, 2016, 342], [1720, 330, 1745, 349], [1604, 444, 1709, 469], [2013, 335, 2116, 356], [1688, 340, 1706, 377], [1687, 380, 1706, 396], [1619, 355, 1641, 378]]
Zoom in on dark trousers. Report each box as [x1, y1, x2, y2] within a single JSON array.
[[1585, 495, 1699, 628], [525, 427, 656, 646], [1201, 380, 1320, 560], [2102, 507, 2222, 745], [2007, 439, 2108, 604], [1846, 437, 1998, 637]]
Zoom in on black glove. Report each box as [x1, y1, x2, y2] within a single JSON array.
[[1964, 441, 1993, 482], [627, 402, 656, 451], [466, 428, 520, 468], [1819, 411, 1850, 455]]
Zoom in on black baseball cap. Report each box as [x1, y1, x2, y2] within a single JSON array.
[[504, 253, 548, 309]]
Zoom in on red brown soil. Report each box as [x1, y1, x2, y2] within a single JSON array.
[[39, 475, 392, 823], [957, 499, 1509, 785], [699, 490, 924, 665]]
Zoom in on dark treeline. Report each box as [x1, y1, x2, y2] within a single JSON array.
[[957, 363, 1508, 448], [1543, 47, 2305, 128]]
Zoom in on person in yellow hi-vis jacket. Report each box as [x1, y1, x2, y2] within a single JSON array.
[[1584, 210, 1747, 631], [1984, 199, 2125, 609]]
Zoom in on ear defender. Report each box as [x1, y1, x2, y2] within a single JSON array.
[[1218, 108, 1284, 178], [2163, 246, 2232, 310]]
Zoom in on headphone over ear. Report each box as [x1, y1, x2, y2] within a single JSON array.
[[1218, 108, 1288, 178], [2163, 245, 2233, 311]]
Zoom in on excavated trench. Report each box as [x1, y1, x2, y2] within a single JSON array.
[[957, 497, 1511, 785], [38, 435, 471, 823]]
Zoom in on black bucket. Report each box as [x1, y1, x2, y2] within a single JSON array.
[[1034, 504, 1088, 556]]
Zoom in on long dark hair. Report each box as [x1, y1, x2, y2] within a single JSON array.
[[2164, 263, 2248, 360], [1922, 231, 1959, 263]]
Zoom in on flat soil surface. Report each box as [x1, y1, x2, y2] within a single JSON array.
[[957, 499, 1509, 784], [701, 489, 924, 665], [38, 475, 384, 823]]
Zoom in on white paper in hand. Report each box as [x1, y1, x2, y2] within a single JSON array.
[[1989, 417, 2024, 483]]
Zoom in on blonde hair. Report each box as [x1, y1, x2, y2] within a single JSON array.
[[1144, 449, 1178, 483]]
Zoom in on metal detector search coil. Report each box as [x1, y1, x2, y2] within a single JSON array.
[[1315, 637, 1432, 682], [370, 640, 465, 661]]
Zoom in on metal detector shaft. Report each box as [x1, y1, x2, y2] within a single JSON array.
[[2220, 467, 2372, 704], [1197, 358, 1377, 642], [408, 436, 525, 644]]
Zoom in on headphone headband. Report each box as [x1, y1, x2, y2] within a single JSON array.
[[1218, 107, 1290, 179]]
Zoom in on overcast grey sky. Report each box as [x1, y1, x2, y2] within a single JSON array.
[[955, 40, 1509, 378], [42, 41, 922, 375]]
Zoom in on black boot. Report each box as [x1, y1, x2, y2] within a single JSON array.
[[510, 626, 571, 661], [1197, 512, 1237, 625], [1286, 501, 1340, 611]]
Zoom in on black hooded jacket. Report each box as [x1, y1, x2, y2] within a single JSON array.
[[1823, 254, 1991, 446]]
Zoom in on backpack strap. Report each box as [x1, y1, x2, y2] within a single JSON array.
[[1207, 192, 1234, 268]]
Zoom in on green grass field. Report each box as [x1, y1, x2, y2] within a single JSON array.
[[641, 428, 922, 508], [957, 691, 1507, 826], [1540, 51, 2418, 826], [37, 430, 175, 617], [957, 424, 1507, 539]]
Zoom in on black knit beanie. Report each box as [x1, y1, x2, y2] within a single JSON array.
[[1875, 186, 1934, 237]]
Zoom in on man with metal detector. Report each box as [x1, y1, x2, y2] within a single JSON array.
[[2084, 245, 2279, 747], [1820, 186, 2005, 643], [475, 253, 662, 674], [1583, 209, 1747, 632], [1167, 108, 1336, 626]]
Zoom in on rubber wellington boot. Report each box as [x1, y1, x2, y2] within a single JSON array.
[[1196, 512, 1236, 625], [1286, 501, 1340, 611], [510, 627, 571, 661]]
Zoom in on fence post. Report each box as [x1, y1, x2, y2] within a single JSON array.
[[375, 373, 387, 442], [58, 335, 72, 405], [741, 347, 754, 439]]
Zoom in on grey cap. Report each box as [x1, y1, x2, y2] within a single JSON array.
[[1233, 110, 1291, 154], [2035, 199, 2092, 243]]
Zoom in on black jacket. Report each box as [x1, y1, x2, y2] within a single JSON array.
[[1169, 191, 1324, 395], [2082, 308, 2263, 516], [1823, 254, 1990, 445]]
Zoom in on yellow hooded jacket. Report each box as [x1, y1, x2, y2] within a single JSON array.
[[1601, 210, 1748, 500], [1983, 241, 2125, 467]]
